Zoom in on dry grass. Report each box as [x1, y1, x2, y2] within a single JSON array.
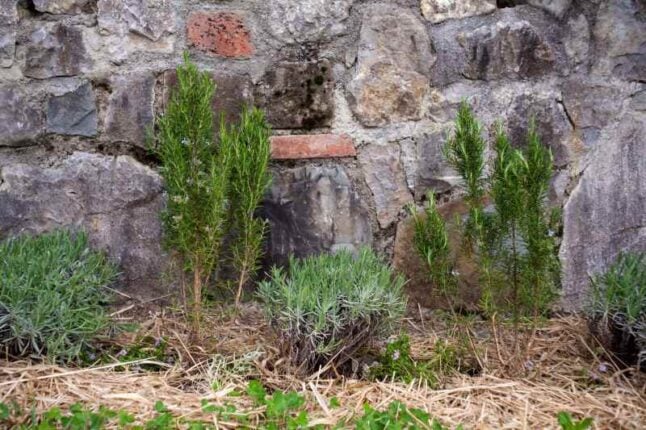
[[1, 304, 644, 429]]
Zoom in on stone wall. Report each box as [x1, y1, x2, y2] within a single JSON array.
[[0, 0, 644, 308]]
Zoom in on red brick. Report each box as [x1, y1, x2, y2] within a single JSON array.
[[187, 11, 253, 58], [270, 134, 356, 160]]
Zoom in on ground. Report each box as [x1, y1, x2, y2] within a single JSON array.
[[1, 304, 644, 429]]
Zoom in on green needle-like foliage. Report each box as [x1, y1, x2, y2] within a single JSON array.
[[155, 53, 232, 328], [222, 108, 272, 308], [408, 195, 456, 308], [0, 230, 116, 362], [444, 100, 487, 251], [486, 120, 557, 320], [257, 249, 406, 375], [588, 253, 645, 368], [444, 100, 486, 207]]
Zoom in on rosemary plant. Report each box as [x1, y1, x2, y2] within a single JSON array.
[[155, 54, 231, 329], [408, 195, 457, 309], [443, 100, 487, 250], [222, 108, 272, 308], [486, 120, 557, 320]]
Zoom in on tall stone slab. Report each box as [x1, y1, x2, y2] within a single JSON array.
[[560, 111, 646, 310]]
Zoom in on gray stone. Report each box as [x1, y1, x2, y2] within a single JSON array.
[[98, 0, 174, 42], [631, 89, 646, 112], [593, 0, 646, 80], [358, 144, 413, 228], [527, 0, 571, 18], [0, 88, 44, 146], [33, 0, 90, 14], [507, 92, 572, 167], [348, 4, 434, 127], [263, 165, 372, 266], [562, 79, 623, 130], [564, 14, 590, 66], [255, 61, 333, 130], [0, 0, 17, 68], [560, 111, 646, 310], [267, 0, 354, 43], [23, 24, 91, 79], [47, 82, 97, 137], [105, 73, 155, 146], [421, 0, 496, 24], [0, 152, 166, 299], [415, 130, 459, 197], [162, 70, 254, 126], [460, 20, 555, 81]]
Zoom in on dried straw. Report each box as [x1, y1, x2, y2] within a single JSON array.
[[1, 305, 644, 429]]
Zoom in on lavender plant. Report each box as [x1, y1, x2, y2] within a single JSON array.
[[257, 249, 406, 375]]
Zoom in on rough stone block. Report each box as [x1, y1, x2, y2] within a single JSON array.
[[460, 20, 554, 81], [266, 0, 355, 43], [593, 0, 646, 81], [270, 134, 356, 160], [358, 144, 413, 228], [0, 0, 17, 68], [98, 0, 174, 42], [255, 61, 333, 129], [0, 152, 166, 299], [399, 130, 459, 198], [47, 82, 97, 137], [507, 92, 572, 167], [0, 88, 44, 146], [23, 24, 92, 79], [421, 0, 496, 24], [527, 0, 572, 18], [33, 0, 90, 14], [263, 165, 372, 266], [187, 11, 253, 58], [105, 73, 155, 147], [161, 69, 254, 125], [348, 4, 433, 127]]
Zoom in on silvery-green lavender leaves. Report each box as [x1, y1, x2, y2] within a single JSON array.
[[0, 230, 117, 362], [258, 248, 406, 375]]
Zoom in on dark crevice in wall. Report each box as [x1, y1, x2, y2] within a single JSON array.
[[497, 0, 527, 8]]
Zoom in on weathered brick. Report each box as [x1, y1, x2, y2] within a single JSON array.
[[187, 11, 253, 58], [270, 134, 355, 160]]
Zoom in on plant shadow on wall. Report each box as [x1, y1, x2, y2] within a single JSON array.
[[409, 100, 561, 369], [151, 53, 271, 332]]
